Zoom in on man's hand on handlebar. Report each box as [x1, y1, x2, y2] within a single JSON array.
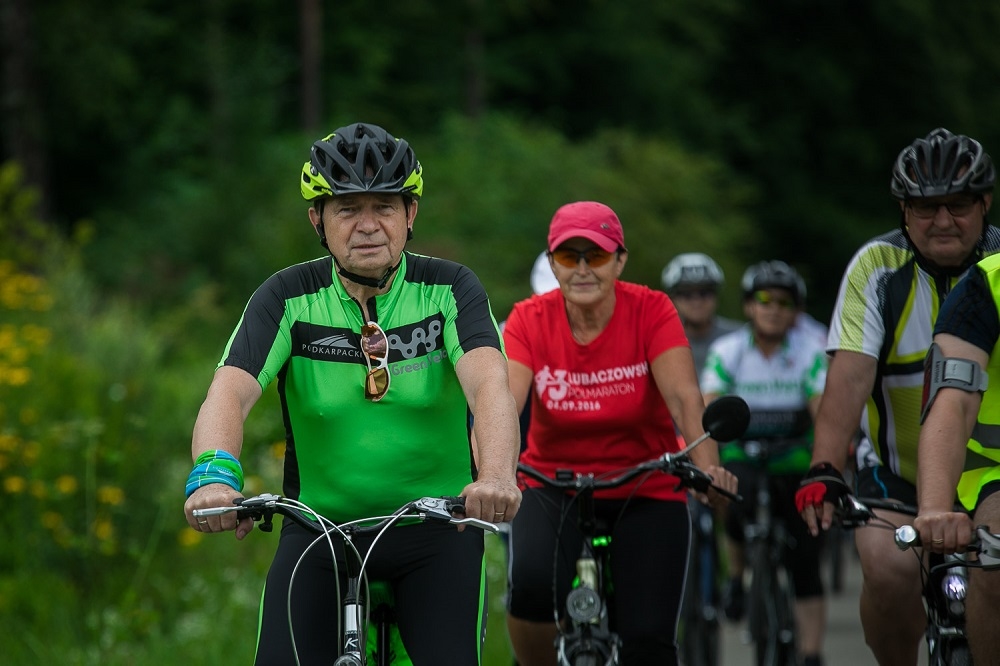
[[184, 484, 256, 540], [459, 475, 522, 530], [913, 510, 975, 554], [795, 462, 850, 536]]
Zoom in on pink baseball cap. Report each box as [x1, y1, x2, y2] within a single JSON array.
[[547, 201, 626, 253]]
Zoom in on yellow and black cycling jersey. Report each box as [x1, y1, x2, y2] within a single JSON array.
[[827, 226, 1000, 486]]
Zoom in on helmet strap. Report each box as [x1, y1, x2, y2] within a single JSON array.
[[334, 257, 402, 290]]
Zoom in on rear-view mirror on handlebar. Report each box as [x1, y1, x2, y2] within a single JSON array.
[[702, 395, 751, 442], [675, 395, 751, 458]]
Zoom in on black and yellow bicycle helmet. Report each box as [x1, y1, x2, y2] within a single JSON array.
[[301, 123, 423, 201]]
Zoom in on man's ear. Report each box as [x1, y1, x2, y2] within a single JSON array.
[[308, 205, 322, 232], [983, 193, 993, 213]]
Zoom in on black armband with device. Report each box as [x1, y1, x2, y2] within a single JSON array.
[[920, 342, 989, 424]]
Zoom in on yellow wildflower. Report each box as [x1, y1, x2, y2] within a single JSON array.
[[178, 529, 203, 548], [93, 517, 114, 541], [41, 511, 63, 530], [3, 476, 26, 493], [55, 475, 79, 494], [97, 485, 125, 506]]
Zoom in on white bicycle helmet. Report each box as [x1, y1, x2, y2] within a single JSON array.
[[530, 251, 559, 295], [661, 253, 725, 292]]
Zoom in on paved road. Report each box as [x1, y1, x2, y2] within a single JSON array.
[[718, 537, 927, 666]]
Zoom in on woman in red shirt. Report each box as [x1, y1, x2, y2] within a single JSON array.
[[503, 201, 737, 665]]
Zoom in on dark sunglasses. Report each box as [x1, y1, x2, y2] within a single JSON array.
[[550, 248, 615, 269], [907, 195, 981, 220], [753, 291, 796, 310], [361, 321, 390, 402]]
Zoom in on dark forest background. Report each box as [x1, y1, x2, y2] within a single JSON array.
[[2, 1, 999, 663]]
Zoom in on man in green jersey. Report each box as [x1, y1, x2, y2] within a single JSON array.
[[182, 123, 522, 665]]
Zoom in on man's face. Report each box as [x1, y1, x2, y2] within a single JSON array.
[[745, 288, 798, 341], [311, 193, 416, 277], [671, 286, 719, 327], [902, 193, 992, 267]]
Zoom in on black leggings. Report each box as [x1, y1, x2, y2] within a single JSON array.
[[254, 519, 486, 666], [507, 487, 690, 665]]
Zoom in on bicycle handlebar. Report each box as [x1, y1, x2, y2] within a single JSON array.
[[193, 493, 501, 535], [894, 524, 1000, 566], [518, 452, 742, 503], [831, 494, 1000, 568]]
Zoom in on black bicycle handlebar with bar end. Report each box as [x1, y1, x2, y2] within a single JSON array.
[[830, 494, 1000, 568], [894, 524, 1000, 567], [193, 494, 500, 535]]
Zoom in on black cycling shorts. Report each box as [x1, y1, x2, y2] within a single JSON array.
[[507, 486, 690, 665], [253, 518, 486, 666], [854, 464, 918, 506]]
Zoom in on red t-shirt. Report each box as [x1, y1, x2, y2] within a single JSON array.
[[503, 281, 689, 501]]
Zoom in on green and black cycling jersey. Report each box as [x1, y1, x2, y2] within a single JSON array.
[[218, 251, 504, 521]]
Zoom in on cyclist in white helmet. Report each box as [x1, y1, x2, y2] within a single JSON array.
[[661, 252, 741, 373]]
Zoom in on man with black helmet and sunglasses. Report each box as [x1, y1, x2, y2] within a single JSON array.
[[796, 128, 1000, 666], [183, 122, 521, 665]]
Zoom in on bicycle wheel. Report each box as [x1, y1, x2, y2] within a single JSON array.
[[747, 542, 796, 666], [680, 503, 721, 666], [931, 636, 972, 666], [772, 563, 797, 666], [747, 541, 775, 666]]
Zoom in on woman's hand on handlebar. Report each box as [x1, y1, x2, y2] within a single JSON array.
[[913, 510, 974, 554], [184, 484, 256, 540], [697, 464, 738, 508], [459, 475, 522, 530]]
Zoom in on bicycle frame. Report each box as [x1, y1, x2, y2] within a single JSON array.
[[513, 395, 748, 666], [517, 454, 740, 666], [679, 498, 722, 666], [194, 494, 497, 666], [740, 440, 797, 666], [556, 472, 622, 666]]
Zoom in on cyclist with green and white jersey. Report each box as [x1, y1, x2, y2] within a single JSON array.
[[702, 260, 828, 666], [796, 128, 1000, 666], [182, 122, 522, 666]]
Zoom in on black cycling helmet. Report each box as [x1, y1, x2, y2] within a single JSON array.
[[741, 260, 804, 305], [301, 123, 423, 201], [890, 128, 995, 200]]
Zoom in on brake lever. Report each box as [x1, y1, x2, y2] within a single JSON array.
[[452, 517, 501, 534], [667, 458, 743, 503]]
